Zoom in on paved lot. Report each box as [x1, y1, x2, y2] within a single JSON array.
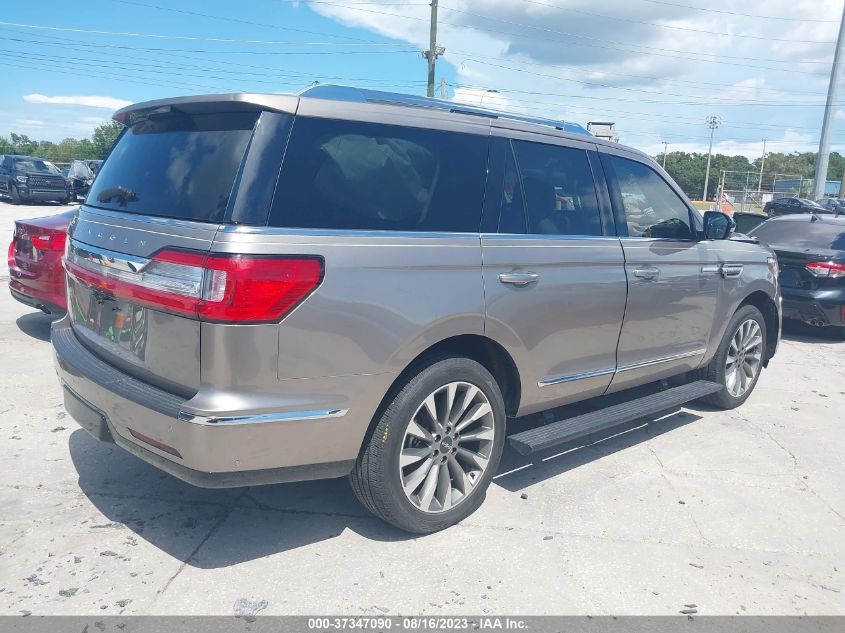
[[1, 201, 844, 616]]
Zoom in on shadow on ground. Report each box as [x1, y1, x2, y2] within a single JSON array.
[[781, 320, 843, 344], [15, 310, 59, 342], [68, 379, 701, 567]]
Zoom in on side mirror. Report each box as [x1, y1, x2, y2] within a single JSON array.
[[703, 211, 734, 240]]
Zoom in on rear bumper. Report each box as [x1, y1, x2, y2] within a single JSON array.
[[781, 286, 845, 327], [51, 317, 376, 487], [9, 284, 66, 314]]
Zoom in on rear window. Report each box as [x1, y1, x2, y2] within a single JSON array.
[[269, 117, 489, 232], [751, 218, 845, 250], [86, 112, 258, 222]]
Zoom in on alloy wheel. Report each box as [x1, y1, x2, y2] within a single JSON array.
[[725, 319, 763, 397], [398, 381, 496, 513]]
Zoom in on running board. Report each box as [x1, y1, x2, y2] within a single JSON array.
[[508, 380, 721, 456]]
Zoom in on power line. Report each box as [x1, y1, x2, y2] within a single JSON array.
[[300, 2, 837, 67], [638, 0, 839, 23], [449, 1, 837, 45]]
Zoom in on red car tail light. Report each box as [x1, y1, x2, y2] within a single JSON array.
[[64, 249, 323, 324], [31, 233, 67, 252], [805, 261, 845, 278], [7, 240, 14, 269]]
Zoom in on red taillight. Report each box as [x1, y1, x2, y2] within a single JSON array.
[[31, 232, 67, 252], [805, 261, 845, 278], [7, 240, 14, 268], [64, 248, 323, 324]]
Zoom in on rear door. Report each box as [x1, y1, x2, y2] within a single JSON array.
[[481, 133, 627, 413], [600, 150, 721, 392], [64, 106, 291, 396]]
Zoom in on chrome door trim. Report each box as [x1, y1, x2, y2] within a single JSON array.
[[538, 367, 615, 388], [499, 271, 540, 286], [617, 348, 706, 373], [722, 264, 744, 278], [178, 408, 349, 426], [701, 265, 721, 274]]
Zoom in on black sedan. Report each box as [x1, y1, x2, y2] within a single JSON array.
[[750, 215, 845, 338], [763, 196, 825, 217]]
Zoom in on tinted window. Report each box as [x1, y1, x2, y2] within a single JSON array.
[[12, 158, 61, 175], [606, 155, 694, 239], [269, 117, 488, 232], [750, 218, 845, 251], [503, 140, 602, 236], [87, 112, 257, 222], [498, 143, 527, 233]]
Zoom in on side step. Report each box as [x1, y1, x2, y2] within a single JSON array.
[[508, 380, 721, 456]]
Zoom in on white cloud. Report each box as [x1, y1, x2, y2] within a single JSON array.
[[304, 0, 845, 155], [23, 94, 132, 110], [15, 119, 44, 127]]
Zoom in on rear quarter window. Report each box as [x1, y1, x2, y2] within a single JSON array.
[[86, 111, 258, 222], [269, 117, 489, 232]]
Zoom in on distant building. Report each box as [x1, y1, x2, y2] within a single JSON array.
[[773, 178, 841, 197]]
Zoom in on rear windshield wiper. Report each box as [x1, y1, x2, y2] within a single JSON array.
[[97, 185, 139, 206]]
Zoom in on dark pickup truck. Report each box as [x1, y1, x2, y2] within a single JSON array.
[[0, 154, 71, 204]]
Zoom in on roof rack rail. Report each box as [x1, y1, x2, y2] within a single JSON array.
[[298, 84, 591, 137]]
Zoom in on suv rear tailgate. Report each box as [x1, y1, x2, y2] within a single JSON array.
[[66, 208, 220, 396]]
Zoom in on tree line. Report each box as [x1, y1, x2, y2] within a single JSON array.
[[0, 121, 124, 165], [656, 150, 845, 201]]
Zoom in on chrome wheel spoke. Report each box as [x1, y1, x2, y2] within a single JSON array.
[[457, 427, 495, 443], [400, 446, 432, 468], [455, 402, 492, 433], [399, 380, 495, 514]]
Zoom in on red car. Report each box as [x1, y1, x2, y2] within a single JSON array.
[[8, 210, 74, 314]]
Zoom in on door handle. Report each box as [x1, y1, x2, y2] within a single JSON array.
[[721, 264, 744, 278], [499, 271, 540, 286], [633, 266, 659, 280]]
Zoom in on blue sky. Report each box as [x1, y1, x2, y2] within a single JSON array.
[[2, 0, 845, 161]]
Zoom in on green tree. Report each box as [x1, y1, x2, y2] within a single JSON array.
[[92, 121, 124, 158]]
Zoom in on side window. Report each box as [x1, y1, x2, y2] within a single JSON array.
[[269, 117, 489, 232], [606, 155, 694, 240], [507, 140, 603, 236]]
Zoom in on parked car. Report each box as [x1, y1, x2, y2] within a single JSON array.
[[750, 215, 845, 337], [763, 196, 825, 217], [732, 211, 768, 234], [815, 197, 845, 215], [8, 210, 74, 314], [67, 159, 103, 202], [52, 88, 781, 533], [0, 154, 72, 204]]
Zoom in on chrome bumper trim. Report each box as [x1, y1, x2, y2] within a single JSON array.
[[178, 408, 349, 426]]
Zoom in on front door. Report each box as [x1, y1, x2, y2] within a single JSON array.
[[482, 134, 627, 415], [600, 151, 722, 392]]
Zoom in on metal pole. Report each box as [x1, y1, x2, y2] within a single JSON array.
[[425, 0, 439, 98], [703, 116, 721, 204], [758, 139, 767, 192], [813, 2, 845, 200], [662, 141, 670, 169]]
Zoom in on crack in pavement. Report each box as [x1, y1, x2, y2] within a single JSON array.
[[155, 487, 250, 599]]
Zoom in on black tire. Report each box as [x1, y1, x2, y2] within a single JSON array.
[[350, 356, 506, 534], [9, 184, 21, 205], [698, 304, 767, 409]]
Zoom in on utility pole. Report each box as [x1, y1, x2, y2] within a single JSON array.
[[702, 116, 722, 205], [422, 0, 444, 98], [758, 139, 767, 191], [813, 2, 845, 200], [661, 141, 670, 169]]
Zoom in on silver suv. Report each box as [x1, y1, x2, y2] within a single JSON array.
[[52, 87, 781, 533]]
